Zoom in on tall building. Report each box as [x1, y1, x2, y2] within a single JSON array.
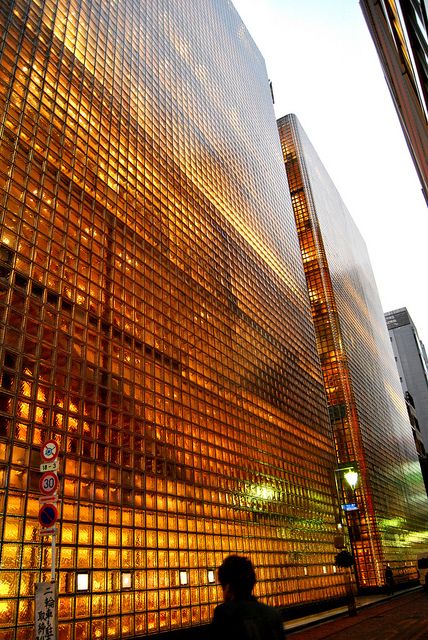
[[0, 1, 344, 638], [385, 308, 428, 451], [360, 0, 428, 204], [403, 389, 428, 495], [278, 113, 428, 592]]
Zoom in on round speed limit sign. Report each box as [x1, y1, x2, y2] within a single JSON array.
[[39, 471, 58, 496]]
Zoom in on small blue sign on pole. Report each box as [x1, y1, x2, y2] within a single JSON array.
[[341, 503, 359, 512]]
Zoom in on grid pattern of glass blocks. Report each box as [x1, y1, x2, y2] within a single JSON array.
[[278, 113, 428, 590], [0, 2, 343, 638]]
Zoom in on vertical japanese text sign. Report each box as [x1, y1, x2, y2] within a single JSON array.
[[35, 582, 57, 640]]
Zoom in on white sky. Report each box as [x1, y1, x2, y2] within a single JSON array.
[[232, 0, 428, 346]]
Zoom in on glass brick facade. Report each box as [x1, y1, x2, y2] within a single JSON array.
[[0, 2, 342, 638], [278, 113, 428, 590]]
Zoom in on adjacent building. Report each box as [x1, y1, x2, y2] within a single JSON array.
[[385, 309, 428, 445], [360, 0, 428, 204], [385, 308, 428, 488], [0, 1, 343, 638], [278, 114, 428, 591]]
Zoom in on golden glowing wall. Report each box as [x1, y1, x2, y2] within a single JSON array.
[[278, 113, 428, 590], [0, 1, 342, 638]]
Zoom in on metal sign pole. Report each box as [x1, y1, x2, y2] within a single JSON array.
[[36, 440, 60, 640], [51, 532, 56, 583]]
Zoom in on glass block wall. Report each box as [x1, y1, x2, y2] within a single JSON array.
[[0, 2, 342, 638], [278, 113, 428, 590]]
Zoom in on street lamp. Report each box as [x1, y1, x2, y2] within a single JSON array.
[[333, 462, 360, 613], [335, 462, 359, 510], [343, 469, 358, 491]]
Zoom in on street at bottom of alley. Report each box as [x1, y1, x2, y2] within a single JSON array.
[[289, 590, 428, 640]]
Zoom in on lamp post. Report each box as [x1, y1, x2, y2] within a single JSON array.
[[334, 462, 359, 518], [334, 463, 359, 616]]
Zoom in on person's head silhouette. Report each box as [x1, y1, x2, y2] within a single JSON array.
[[217, 555, 256, 601]]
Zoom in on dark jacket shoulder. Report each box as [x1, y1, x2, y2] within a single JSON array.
[[211, 597, 284, 639]]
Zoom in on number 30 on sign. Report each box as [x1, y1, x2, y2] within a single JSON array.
[[39, 471, 58, 496]]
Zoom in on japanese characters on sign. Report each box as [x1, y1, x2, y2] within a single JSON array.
[[35, 582, 57, 640]]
